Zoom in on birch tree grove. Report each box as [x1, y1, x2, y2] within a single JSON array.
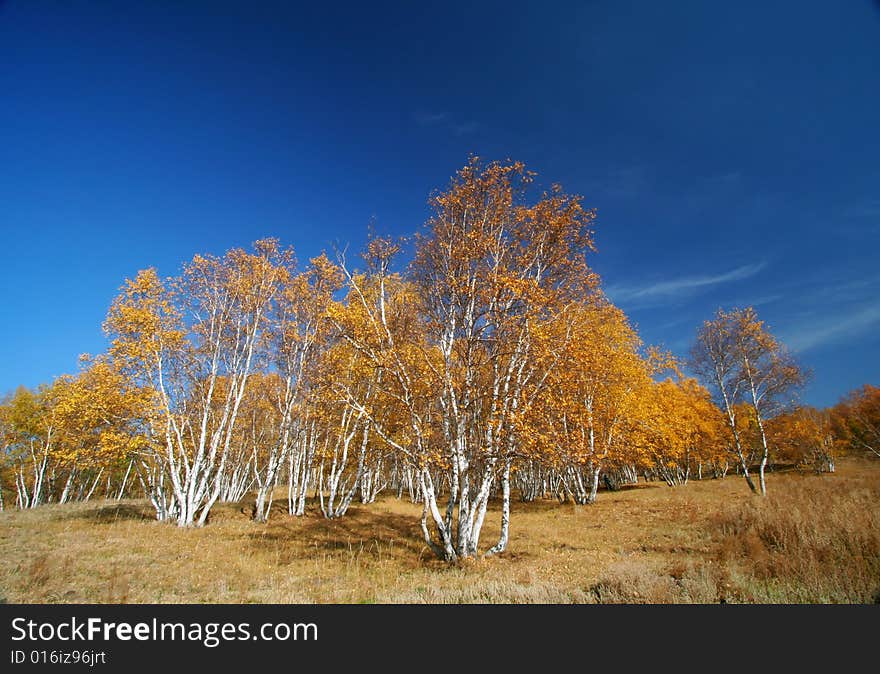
[[0, 385, 57, 509], [831, 385, 880, 459], [104, 239, 292, 525], [0, 359, 154, 509], [767, 406, 836, 473], [50, 356, 154, 504], [526, 301, 650, 504], [253, 254, 343, 522], [3, 157, 859, 565], [636, 378, 727, 486], [328, 158, 600, 560]]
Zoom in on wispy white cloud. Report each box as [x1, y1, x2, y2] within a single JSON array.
[[605, 262, 766, 305], [784, 304, 880, 353], [808, 276, 880, 302]]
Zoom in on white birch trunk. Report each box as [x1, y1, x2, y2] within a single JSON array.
[[84, 468, 104, 501]]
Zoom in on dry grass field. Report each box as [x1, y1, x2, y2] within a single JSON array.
[[2, 459, 878, 604]]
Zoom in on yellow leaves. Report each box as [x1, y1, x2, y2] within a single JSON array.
[[0, 384, 54, 445], [104, 268, 186, 373], [634, 377, 728, 470], [520, 299, 652, 469], [646, 346, 681, 378], [766, 406, 835, 467], [416, 158, 598, 332], [364, 234, 401, 272], [25, 356, 159, 468], [830, 384, 880, 458], [520, 298, 732, 476], [182, 239, 294, 320]]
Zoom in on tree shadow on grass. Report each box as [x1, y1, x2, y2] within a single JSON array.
[[613, 482, 662, 492], [511, 483, 662, 513], [242, 505, 431, 568], [61, 502, 154, 524]]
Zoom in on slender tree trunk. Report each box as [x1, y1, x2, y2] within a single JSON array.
[[59, 468, 77, 505], [486, 459, 512, 556], [16, 466, 30, 509], [31, 442, 50, 508], [419, 467, 455, 561], [758, 451, 768, 496], [755, 418, 770, 497], [116, 460, 134, 500], [85, 468, 104, 501], [740, 456, 757, 494], [587, 464, 601, 504]]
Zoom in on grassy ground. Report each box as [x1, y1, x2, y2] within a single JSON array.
[[2, 459, 878, 604]]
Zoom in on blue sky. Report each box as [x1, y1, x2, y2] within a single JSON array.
[[1, 1, 878, 408]]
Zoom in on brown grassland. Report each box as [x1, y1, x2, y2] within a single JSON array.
[[2, 458, 878, 604]]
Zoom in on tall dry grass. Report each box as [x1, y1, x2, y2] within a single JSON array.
[[591, 462, 880, 603], [708, 472, 880, 603]]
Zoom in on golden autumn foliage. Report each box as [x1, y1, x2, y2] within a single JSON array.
[[2, 158, 868, 575], [521, 301, 650, 502], [634, 378, 728, 485], [51, 356, 156, 468], [766, 406, 835, 473], [831, 385, 880, 459]]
